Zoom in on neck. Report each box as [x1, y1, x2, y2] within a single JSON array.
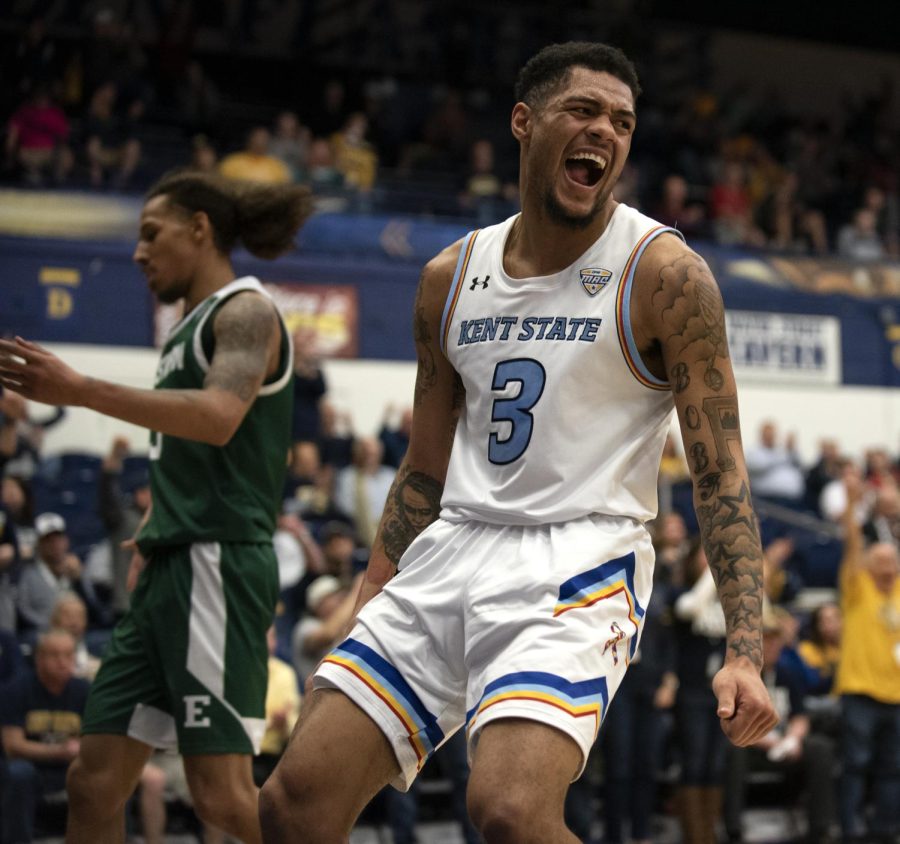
[[505, 196, 618, 278], [183, 256, 236, 314]]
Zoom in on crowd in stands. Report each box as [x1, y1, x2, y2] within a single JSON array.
[[3, 4, 900, 257], [3, 4, 900, 842], [4, 329, 900, 842]]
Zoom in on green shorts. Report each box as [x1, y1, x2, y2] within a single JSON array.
[[82, 541, 278, 755]]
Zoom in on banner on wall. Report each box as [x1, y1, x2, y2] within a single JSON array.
[[726, 310, 841, 385], [155, 282, 359, 358]]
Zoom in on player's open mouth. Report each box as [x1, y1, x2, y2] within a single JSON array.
[[565, 153, 607, 188]]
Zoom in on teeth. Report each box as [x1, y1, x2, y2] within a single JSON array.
[[570, 153, 607, 170]]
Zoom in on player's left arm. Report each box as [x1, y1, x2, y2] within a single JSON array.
[[633, 234, 778, 746], [0, 292, 280, 447]]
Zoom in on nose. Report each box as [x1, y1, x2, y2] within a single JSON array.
[[586, 112, 616, 142], [133, 242, 147, 265]]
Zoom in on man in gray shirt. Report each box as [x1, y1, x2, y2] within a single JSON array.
[[16, 513, 82, 632]]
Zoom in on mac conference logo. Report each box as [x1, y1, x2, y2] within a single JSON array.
[[579, 267, 612, 296]]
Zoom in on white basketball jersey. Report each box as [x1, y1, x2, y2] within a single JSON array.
[[439, 203, 682, 525]]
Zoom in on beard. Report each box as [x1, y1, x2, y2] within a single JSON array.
[[541, 185, 605, 230]]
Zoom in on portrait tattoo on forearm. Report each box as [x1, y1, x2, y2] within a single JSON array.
[[379, 467, 443, 567]]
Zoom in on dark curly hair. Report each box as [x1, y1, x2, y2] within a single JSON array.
[[514, 41, 641, 109], [146, 170, 314, 260]]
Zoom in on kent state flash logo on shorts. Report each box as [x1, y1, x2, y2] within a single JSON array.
[[579, 267, 613, 296]]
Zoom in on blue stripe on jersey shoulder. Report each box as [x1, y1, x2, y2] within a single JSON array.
[[620, 226, 683, 387], [439, 231, 477, 355]]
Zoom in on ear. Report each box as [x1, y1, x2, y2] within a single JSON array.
[[511, 102, 532, 143], [191, 210, 212, 244]]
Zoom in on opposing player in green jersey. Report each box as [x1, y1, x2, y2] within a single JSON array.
[[0, 170, 312, 844]]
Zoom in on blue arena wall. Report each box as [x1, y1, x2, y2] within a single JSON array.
[[2, 207, 900, 385]]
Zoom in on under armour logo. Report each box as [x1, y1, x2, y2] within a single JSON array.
[[469, 276, 490, 290]]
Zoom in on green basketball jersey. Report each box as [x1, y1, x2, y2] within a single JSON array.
[[138, 277, 293, 549]]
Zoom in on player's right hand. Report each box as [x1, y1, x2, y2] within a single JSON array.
[[712, 659, 779, 746]]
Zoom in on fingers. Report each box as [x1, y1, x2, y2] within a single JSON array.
[[0, 342, 29, 394], [0, 337, 32, 362], [14, 336, 41, 352], [720, 698, 779, 746], [0, 339, 49, 394], [0, 375, 27, 397], [716, 685, 736, 720], [714, 668, 779, 747]]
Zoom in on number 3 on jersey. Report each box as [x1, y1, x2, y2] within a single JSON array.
[[488, 358, 546, 465]]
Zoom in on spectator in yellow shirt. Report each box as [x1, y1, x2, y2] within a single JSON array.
[[219, 127, 292, 185], [797, 601, 841, 696], [835, 473, 900, 842], [330, 113, 377, 192]]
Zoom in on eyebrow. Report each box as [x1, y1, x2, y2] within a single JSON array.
[[562, 96, 636, 120]]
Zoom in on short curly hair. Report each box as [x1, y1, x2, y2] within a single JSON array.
[[514, 42, 641, 109]]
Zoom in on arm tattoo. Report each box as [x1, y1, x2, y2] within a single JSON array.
[[379, 466, 444, 568], [656, 253, 763, 666], [670, 362, 690, 393], [653, 254, 729, 386], [413, 275, 437, 408], [206, 294, 276, 401], [702, 395, 740, 471], [696, 480, 764, 667], [685, 405, 701, 430], [689, 442, 709, 473], [696, 471, 721, 501]]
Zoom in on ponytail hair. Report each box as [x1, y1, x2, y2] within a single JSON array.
[[146, 170, 314, 259]]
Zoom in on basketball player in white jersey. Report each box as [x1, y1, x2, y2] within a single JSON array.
[[260, 42, 778, 843]]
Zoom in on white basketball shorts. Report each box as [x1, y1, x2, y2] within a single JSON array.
[[313, 512, 655, 790]]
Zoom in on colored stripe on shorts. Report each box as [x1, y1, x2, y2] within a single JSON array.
[[322, 638, 444, 766], [466, 670, 609, 740], [554, 551, 645, 660]]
